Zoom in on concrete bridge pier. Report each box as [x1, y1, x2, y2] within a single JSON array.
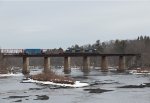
[[101, 56, 108, 72], [44, 57, 50, 73], [82, 56, 90, 72], [118, 56, 125, 72], [135, 55, 142, 66], [64, 56, 71, 73], [22, 57, 30, 75]]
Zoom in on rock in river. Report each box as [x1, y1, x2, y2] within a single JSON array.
[[84, 88, 113, 93]]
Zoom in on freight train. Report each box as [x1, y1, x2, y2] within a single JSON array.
[[22, 48, 97, 55], [1, 48, 98, 55]]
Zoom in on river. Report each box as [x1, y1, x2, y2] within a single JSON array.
[[0, 68, 150, 103]]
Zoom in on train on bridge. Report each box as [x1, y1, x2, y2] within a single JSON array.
[[1, 48, 98, 55]]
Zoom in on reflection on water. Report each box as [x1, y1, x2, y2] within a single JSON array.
[[0, 68, 150, 103]]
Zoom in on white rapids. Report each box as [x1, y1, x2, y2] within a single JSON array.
[[129, 70, 150, 75], [0, 73, 23, 77], [22, 78, 89, 88]]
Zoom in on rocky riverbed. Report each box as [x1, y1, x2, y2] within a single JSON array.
[[0, 68, 150, 103]]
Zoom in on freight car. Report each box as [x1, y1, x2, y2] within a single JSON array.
[[43, 48, 64, 54], [65, 48, 97, 53], [83, 49, 97, 53], [65, 48, 82, 53]]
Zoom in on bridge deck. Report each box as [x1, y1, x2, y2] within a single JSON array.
[[2, 53, 141, 57]]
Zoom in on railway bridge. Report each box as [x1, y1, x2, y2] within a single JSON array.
[[1, 49, 141, 74]]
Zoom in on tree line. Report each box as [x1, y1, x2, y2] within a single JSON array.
[[68, 35, 150, 67]]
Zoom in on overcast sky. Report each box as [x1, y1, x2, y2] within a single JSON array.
[[0, 0, 150, 49]]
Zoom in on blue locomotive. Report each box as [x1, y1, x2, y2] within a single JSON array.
[[23, 49, 42, 55], [23, 48, 63, 55]]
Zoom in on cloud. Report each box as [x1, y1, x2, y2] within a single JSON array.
[[0, 1, 150, 48]]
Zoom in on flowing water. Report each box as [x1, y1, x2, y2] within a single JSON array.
[[0, 68, 150, 103]]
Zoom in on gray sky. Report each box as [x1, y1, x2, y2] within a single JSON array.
[[0, 0, 150, 49]]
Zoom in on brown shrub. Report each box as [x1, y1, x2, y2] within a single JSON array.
[[30, 70, 75, 84]]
